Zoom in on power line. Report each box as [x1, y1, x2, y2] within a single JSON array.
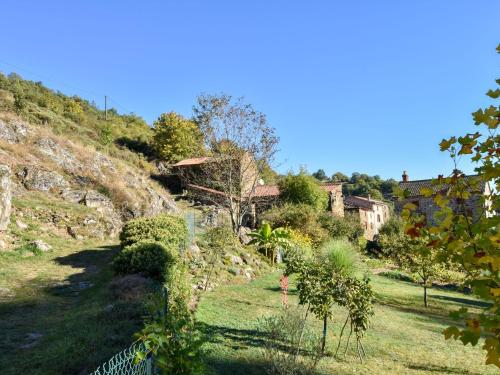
[[0, 58, 137, 116]]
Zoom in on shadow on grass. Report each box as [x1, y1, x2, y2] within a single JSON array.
[[198, 321, 269, 349], [430, 294, 492, 309], [0, 245, 142, 375], [204, 355, 268, 375], [264, 286, 298, 296], [407, 363, 482, 374]]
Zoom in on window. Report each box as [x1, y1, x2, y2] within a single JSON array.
[[377, 214, 381, 223]]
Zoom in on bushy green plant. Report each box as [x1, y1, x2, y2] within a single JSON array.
[[319, 239, 361, 276], [119, 214, 188, 248], [259, 306, 323, 375], [136, 264, 205, 374], [318, 212, 364, 243], [113, 241, 178, 282], [249, 223, 291, 264], [278, 170, 328, 210], [261, 204, 329, 247]]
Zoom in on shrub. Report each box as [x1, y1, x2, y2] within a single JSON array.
[[318, 212, 364, 243], [319, 239, 361, 276], [113, 241, 178, 282], [119, 214, 188, 248], [261, 204, 328, 247], [278, 171, 328, 210], [259, 306, 322, 375]]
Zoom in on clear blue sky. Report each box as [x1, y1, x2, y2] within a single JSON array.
[[1, 1, 499, 180]]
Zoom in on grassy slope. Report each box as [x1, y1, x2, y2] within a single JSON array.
[[196, 271, 495, 375], [0, 238, 144, 375]]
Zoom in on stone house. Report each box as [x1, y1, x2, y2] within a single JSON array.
[[344, 195, 390, 240], [171, 156, 345, 226], [395, 171, 492, 225]]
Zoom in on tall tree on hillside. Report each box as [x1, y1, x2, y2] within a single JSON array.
[[312, 169, 328, 181], [192, 94, 279, 234], [152, 112, 204, 163], [331, 172, 349, 183]]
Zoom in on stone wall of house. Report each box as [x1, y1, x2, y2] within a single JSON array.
[[329, 186, 344, 217], [348, 202, 390, 241], [395, 195, 485, 225]]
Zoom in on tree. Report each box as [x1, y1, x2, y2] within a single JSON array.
[[403, 44, 500, 367], [379, 231, 443, 307], [192, 94, 279, 234], [278, 170, 328, 210], [331, 172, 349, 183], [152, 112, 204, 163], [312, 169, 328, 181], [291, 240, 373, 355]]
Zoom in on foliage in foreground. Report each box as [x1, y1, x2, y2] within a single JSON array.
[[136, 264, 205, 374], [259, 306, 323, 375], [401, 44, 500, 367], [249, 222, 291, 264]]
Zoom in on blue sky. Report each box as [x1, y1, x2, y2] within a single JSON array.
[[1, 1, 499, 180]]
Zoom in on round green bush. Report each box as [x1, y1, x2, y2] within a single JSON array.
[[113, 241, 178, 282], [119, 214, 188, 248]]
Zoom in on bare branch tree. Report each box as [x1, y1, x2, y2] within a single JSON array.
[[186, 93, 279, 234]]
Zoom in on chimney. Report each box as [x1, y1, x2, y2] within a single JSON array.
[[367, 194, 371, 201], [402, 170, 409, 182]]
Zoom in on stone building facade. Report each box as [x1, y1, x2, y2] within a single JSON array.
[[344, 196, 390, 240], [395, 171, 491, 225]]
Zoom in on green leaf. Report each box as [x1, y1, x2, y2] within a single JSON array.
[[460, 329, 480, 346], [443, 326, 461, 340], [486, 89, 500, 99]]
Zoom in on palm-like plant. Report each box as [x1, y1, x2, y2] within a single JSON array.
[[249, 223, 291, 264]]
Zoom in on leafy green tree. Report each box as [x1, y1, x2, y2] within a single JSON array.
[[403, 44, 500, 367], [290, 240, 373, 355], [152, 112, 204, 163], [279, 170, 328, 210], [331, 172, 349, 183], [379, 231, 443, 307], [312, 169, 328, 181]]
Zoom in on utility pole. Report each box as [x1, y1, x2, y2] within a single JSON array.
[[104, 95, 108, 121]]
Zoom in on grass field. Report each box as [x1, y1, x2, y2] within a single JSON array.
[[0, 238, 143, 375], [196, 271, 495, 375]]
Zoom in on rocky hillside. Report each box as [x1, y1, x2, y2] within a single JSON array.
[[0, 112, 176, 251]]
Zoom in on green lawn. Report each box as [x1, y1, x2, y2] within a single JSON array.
[[196, 271, 495, 375], [0, 239, 143, 375]]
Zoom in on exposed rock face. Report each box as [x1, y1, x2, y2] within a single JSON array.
[[0, 165, 11, 231], [0, 119, 29, 144], [35, 138, 83, 172], [61, 189, 123, 238], [17, 166, 68, 192]]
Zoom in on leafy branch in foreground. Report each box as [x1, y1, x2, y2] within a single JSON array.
[[402, 44, 500, 368]]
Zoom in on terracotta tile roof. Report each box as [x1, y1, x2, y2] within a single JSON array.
[[186, 184, 227, 197], [253, 185, 280, 197], [172, 157, 211, 167], [344, 195, 386, 210], [399, 175, 486, 197]]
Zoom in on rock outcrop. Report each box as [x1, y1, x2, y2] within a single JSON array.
[[0, 165, 11, 231], [0, 115, 178, 246], [17, 166, 69, 192]]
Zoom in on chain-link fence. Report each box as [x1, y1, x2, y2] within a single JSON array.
[[90, 342, 154, 375]]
